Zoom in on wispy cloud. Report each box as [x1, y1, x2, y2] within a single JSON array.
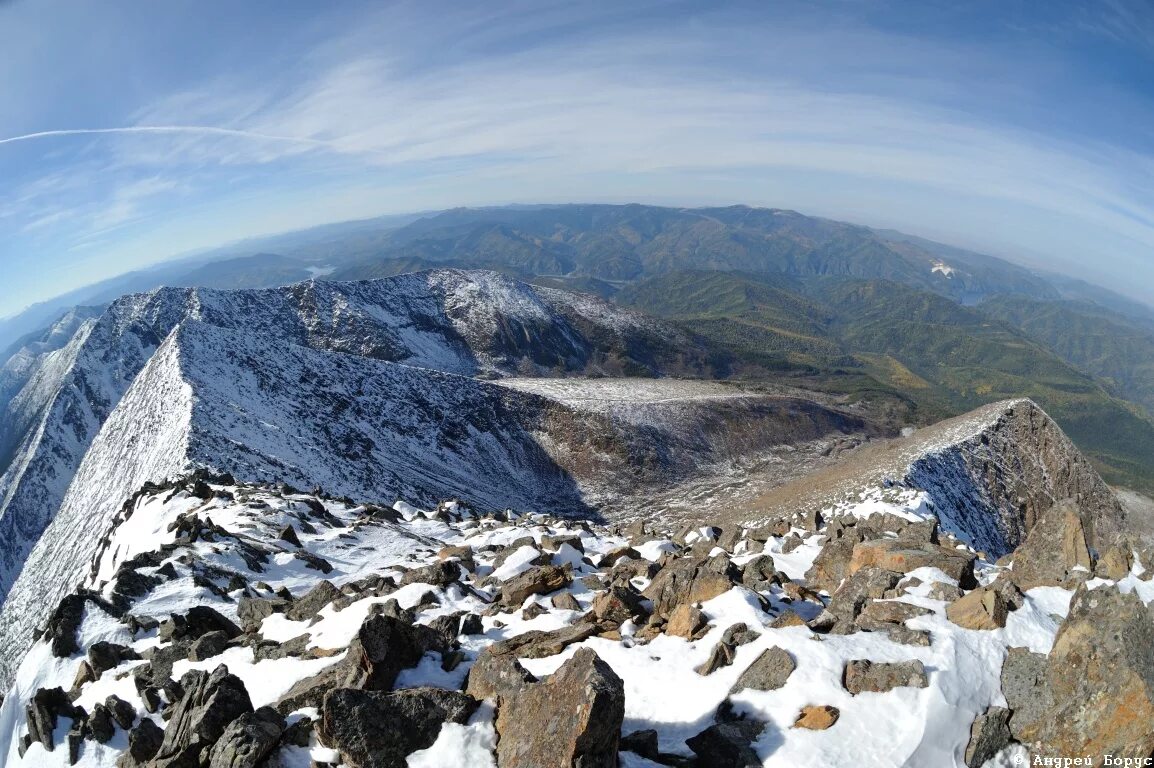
[[0, 125, 329, 149], [1, 1, 1153, 311]]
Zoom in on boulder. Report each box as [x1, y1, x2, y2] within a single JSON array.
[[493, 648, 624, 768], [696, 624, 760, 676], [116, 718, 164, 768], [320, 687, 478, 768], [964, 706, 1011, 768], [275, 613, 426, 713], [620, 729, 660, 760], [24, 687, 79, 752], [843, 659, 928, 694], [597, 546, 640, 568], [946, 587, 1007, 630], [588, 584, 648, 626], [730, 646, 796, 693], [644, 553, 740, 618], [151, 665, 254, 768], [207, 706, 286, 768], [284, 580, 342, 622], [235, 597, 286, 632], [551, 593, 581, 611], [857, 600, 933, 626], [685, 719, 764, 768], [794, 705, 839, 730], [189, 630, 231, 661], [399, 560, 462, 588], [500, 565, 571, 607], [849, 539, 976, 588], [477, 623, 599, 662], [1008, 499, 1096, 590], [1028, 585, 1154, 758], [159, 606, 242, 643], [1095, 544, 1133, 581], [804, 524, 876, 591], [1000, 647, 1052, 740], [106, 695, 137, 730], [665, 603, 708, 639], [88, 641, 139, 676], [88, 704, 115, 744], [278, 525, 302, 547]]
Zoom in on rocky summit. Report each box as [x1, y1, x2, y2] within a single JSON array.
[[0, 466, 1151, 767], [0, 269, 1150, 768]]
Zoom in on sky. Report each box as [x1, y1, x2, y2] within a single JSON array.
[[1, 0, 1153, 316]]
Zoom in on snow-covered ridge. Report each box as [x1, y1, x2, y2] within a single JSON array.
[[0, 269, 689, 612]]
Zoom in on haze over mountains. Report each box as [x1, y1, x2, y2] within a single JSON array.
[[6, 204, 1154, 494]]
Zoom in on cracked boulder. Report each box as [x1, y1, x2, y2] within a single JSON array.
[[491, 647, 624, 768]]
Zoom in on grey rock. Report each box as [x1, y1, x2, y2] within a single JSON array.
[[284, 580, 342, 622], [965, 706, 1011, 768], [685, 719, 764, 768], [320, 687, 478, 768], [188, 630, 231, 662], [116, 718, 163, 768], [730, 646, 796, 693], [207, 706, 286, 768], [151, 665, 254, 768], [843, 659, 929, 694]]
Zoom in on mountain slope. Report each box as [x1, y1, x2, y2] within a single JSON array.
[[613, 270, 1154, 491], [0, 271, 713, 606]]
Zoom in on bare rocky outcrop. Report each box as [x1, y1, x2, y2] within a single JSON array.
[[748, 399, 1126, 559]]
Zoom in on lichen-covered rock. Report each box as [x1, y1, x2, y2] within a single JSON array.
[[794, 705, 839, 730], [492, 647, 624, 768], [207, 706, 286, 768], [849, 539, 976, 588], [665, 603, 708, 639], [499, 565, 571, 607], [644, 553, 740, 618], [151, 665, 254, 768], [1028, 585, 1154, 759]]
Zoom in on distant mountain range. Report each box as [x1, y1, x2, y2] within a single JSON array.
[[4, 203, 1154, 493]]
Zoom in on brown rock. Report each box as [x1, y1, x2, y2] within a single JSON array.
[[1029, 585, 1154, 759], [1009, 499, 1096, 590], [493, 648, 624, 768], [643, 553, 740, 618], [946, 587, 1007, 630], [665, 604, 708, 639], [500, 565, 571, 607], [794, 705, 839, 730], [849, 539, 976, 588]]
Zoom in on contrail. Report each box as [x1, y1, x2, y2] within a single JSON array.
[[0, 125, 332, 148]]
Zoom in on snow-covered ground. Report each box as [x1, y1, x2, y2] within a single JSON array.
[[0, 479, 1124, 767]]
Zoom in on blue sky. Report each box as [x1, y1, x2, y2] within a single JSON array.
[[1, 0, 1153, 316]]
